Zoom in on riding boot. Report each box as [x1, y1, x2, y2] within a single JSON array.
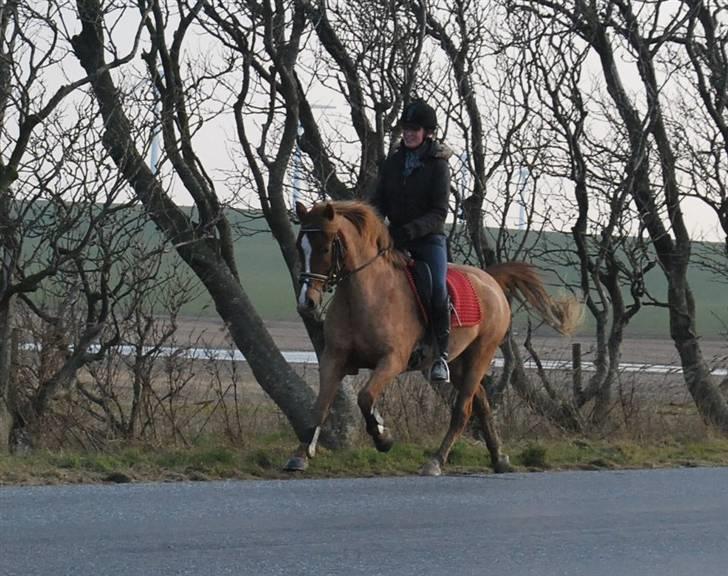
[[430, 300, 451, 383]]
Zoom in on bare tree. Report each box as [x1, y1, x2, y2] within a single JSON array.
[[11, 193, 154, 449], [505, 0, 728, 431], [194, 0, 436, 442], [412, 0, 583, 430], [504, 10, 663, 427], [296, 0, 427, 194], [0, 0, 147, 450], [665, 1, 728, 389], [64, 228, 191, 443], [670, 2, 728, 256], [70, 0, 360, 449]]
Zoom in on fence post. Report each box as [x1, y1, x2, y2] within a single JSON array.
[[572, 342, 582, 403]]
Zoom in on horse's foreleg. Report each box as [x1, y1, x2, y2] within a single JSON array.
[[284, 353, 346, 472], [472, 385, 512, 473], [357, 358, 402, 453]]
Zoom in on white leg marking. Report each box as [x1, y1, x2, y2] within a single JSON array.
[[371, 408, 386, 436], [307, 426, 321, 458]]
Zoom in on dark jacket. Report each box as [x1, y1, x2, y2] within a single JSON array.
[[371, 139, 452, 243]]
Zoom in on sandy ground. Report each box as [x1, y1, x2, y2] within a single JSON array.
[[180, 319, 728, 402], [164, 317, 728, 407], [178, 317, 728, 368]]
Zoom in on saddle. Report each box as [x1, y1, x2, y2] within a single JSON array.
[[404, 261, 482, 328]]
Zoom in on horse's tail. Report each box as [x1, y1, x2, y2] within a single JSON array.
[[487, 262, 582, 336]]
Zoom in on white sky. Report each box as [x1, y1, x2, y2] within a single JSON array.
[[12, 2, 724, 243]]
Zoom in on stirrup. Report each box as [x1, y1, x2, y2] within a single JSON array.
[[430, 356, 450, 383]]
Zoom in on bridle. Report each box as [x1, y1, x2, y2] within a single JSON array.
[[298, 226, 390, 293], [298, 227, 347, 293]]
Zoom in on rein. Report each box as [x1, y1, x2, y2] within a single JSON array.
[[298, 227, 391, 293]]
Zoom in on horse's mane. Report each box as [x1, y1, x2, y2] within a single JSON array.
[[330, 201, 408, 268]]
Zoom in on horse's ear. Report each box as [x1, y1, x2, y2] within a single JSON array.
[[295, 201, 307, 219], [323, 203, 335, 221]]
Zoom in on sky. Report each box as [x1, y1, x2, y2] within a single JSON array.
[[20, 1, 726, 244]]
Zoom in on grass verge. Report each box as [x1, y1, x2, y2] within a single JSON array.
[[2, 436, 728, 485]]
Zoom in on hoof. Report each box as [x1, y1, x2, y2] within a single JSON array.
[[283, 455, 308, 472], [374, 432, 394, 453], [419, 459, 442, 477], [494, 455, 514, 474]]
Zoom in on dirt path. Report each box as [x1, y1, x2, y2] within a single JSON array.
[[178, 317, 728, 368]]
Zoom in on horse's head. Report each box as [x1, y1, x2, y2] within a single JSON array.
[[295, 201, 345, 316]]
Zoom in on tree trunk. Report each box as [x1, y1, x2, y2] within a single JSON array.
[[197, 249, 358, 446], [71, 0, 357, 448], [669, 278, 728, 433], [0, 298, 12, 451], [0, 167, 17, 450], [585, 9, 728, 433]]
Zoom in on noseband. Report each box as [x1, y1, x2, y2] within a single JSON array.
[[298, 227, 390, 293]]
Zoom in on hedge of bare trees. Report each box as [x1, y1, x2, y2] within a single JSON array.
[[1, 0, 728, 453]]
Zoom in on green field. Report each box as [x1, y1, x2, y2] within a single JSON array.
[[166, 212, 726, 339], [169, 213, 301, 321], [55, 203, 716, 338]]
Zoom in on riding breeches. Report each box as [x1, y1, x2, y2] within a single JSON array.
[[405, 233, 448, 311]]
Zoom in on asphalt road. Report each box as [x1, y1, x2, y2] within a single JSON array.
[[2, 468, 728, 576]]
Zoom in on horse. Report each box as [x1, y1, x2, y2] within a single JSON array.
[[285, 200, 581, 476]]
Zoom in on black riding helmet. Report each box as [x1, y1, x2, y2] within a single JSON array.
[[400, 99, 437, 131]]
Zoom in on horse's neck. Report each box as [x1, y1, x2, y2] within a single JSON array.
[[335, 255, 424, 348], [339, 253, 404, 311], [339, 225, 408, 309], [345, 235, 385, 275]]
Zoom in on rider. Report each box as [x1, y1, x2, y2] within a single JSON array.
[[370, 98, 452, 383]]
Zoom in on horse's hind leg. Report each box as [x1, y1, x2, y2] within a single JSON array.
[[420, 384, 477, 476], [420, 347, 495, 477], [284, 351, 347, 471], [472, 385, 513, 473]]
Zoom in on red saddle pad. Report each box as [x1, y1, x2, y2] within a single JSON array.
[[404, 266, 482, 328], [447, 268, 482, 327]]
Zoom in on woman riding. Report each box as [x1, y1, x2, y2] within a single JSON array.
[[370, 98, 453, 383]]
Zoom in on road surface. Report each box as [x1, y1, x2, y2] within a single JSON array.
[[2, 467, 728, 575]]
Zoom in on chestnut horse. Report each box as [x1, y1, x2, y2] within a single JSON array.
[[286, 200, 580, 476]]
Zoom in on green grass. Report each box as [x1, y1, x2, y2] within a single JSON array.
[[3, 436, 728, 485]]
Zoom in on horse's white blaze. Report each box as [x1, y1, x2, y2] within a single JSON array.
[[298, 234, 313, 306]]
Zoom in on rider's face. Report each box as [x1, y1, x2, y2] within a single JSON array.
[[402, 125, 426, 149]]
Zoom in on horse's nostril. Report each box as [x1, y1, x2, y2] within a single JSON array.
[[298, 296, 317, 314]]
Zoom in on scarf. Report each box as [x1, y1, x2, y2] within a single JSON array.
[[402, 140, 431, 177]]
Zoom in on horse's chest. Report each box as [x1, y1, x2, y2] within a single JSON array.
[[349, 325, 390, 356], [324, 277, 422, 367], [328, 321, 395, 361]]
